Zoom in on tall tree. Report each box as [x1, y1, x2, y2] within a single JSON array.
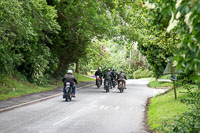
[[47, 0, 117, 76]]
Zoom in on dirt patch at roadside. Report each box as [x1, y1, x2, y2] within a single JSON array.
[[144, 97, 153, 133], [153, 86, 171, 89]]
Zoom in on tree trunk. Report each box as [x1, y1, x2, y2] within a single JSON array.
[[75, 61, 79, 74], [53, 59, 69, 78]]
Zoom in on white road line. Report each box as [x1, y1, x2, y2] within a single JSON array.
[[99, 95, 106, 99], [90, 100, 97, 105], [130, 107, 133, 111], [53, 116, 71, 126], [78, 84, 94, 89], [75, 107, 86, 114], [114, 106, 119, 110], [104, 106, 110, 110], [0, 93, 62, 113], [100, 105, 105, 110], [0, 84, 94, 113], [90, 105, 99, 108]]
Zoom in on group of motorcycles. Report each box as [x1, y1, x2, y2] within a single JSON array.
[[97, 77, 125, 93], [63, 76, 125, 102]]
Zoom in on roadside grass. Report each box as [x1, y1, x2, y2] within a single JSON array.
[[0, 73, 95, 101], [147, 78, 197, 132], [0, 77, 61, 101], [148, 78, 172, 88], [74, 73, 95, 82], [159, 75, 170, 79], [148, 86, 190, 131]]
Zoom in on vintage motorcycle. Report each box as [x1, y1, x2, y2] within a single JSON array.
[[96, 76, 101, 88], [112, 79, 117, 88], [104, 79, 111, 92], [63, 82, 73, 101], [118, 79, 125, 93]]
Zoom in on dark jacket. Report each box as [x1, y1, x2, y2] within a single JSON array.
[[111, 71, 118, 79], [95, 69, 103, 78], [62, 74, 78, 86], [104, 71, 113, 80], [117, 72, 127, 80]]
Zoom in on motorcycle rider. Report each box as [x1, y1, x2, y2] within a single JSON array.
[[103, 69, 113, 89], [95, 67, 103, 85], [117, 70, 127, 89], [62, 70, 78, 97], [111, 69, 118, 81], [111, 69, 118, 87]]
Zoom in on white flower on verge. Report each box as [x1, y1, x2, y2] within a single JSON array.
[[181, 54, 186, 58], [176, 11, 181, 19], [177, 43, 182, 48], [184, 12, 193, 33], [144, 1, 156, 9], [167, 12, 179, 32], [172, 61, 178, 67], [198, 43, 200, 49], [176, 0, 183, 9]]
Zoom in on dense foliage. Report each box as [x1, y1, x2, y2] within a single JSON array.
[[0, 0, 125, 82], [143, 0, 200, 132], [144, 0, 200, 82], [47, 0, 119, 76], [0, 0, 60, 83], [109, 1, 176, 78]]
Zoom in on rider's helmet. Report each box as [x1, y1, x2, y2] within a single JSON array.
[[67, 70, 73, 74], [108, 69, 111, 72], [98, 67, 101, 70]]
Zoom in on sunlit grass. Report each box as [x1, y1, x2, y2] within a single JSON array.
[[148, 86, 190, 131], [74, 73, 95, 82], [0, 74, 95, 101], [148, 78, 172, 88], [0, 77, 60, 101], [147, 79, 197, 132]]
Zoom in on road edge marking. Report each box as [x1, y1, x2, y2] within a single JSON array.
[[0, 84, 94, 113], [53, 116, 71, 126]]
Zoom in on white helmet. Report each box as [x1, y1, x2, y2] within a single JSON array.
[[67, 70, 73, 74]]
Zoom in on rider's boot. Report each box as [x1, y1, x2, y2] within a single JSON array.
[[72, 93, 76, 97]]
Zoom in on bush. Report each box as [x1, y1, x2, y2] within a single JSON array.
[[133, 69, 153, 79]]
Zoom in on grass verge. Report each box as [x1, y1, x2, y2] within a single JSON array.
[[0, 73, 95, 101], [74, 73, 95, 82], [148, 78, 172, 88], [147, 86, 190, 131], [147, 79, 196, 132], [0, 77, 61, 101]]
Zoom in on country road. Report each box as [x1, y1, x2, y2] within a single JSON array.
[[0, 79, 165, 133]]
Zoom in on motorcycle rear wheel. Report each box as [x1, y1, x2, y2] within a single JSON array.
[[65, 97, 68, 101], [106, 88, 109, 92], [97, 84, 100, 88]]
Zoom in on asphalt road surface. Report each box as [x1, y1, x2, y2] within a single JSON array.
[[0, 79, 165, 133]]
